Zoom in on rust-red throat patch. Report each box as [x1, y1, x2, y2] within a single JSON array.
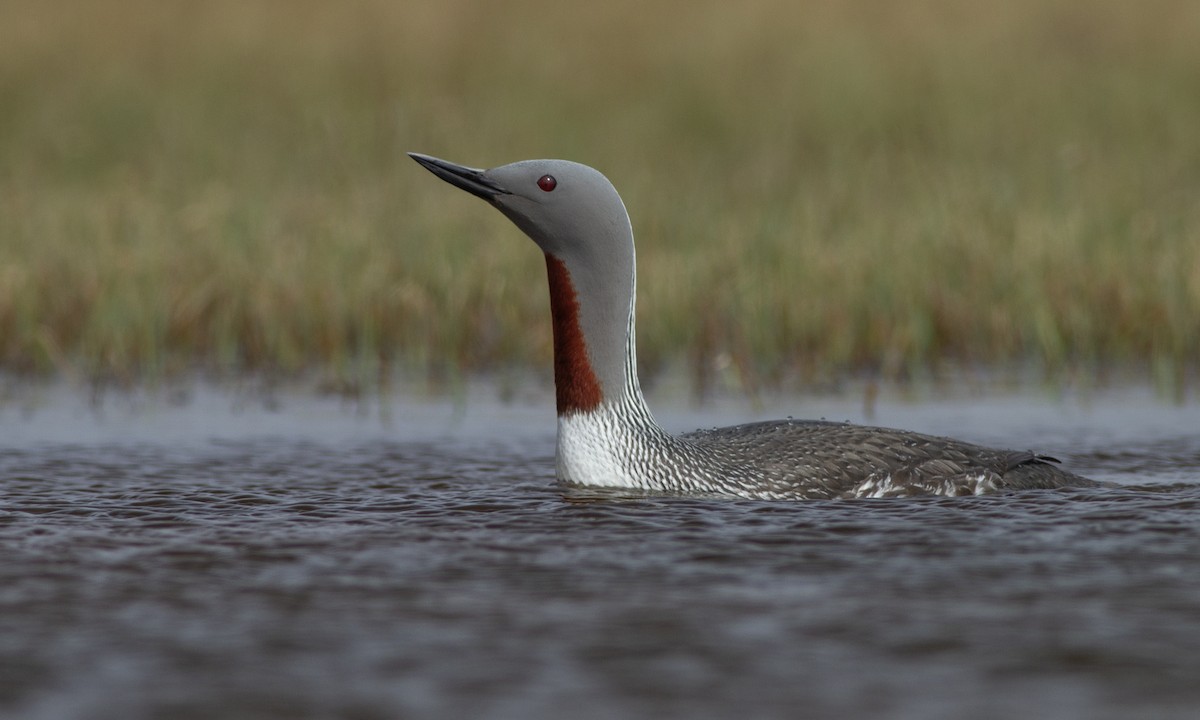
[[544, 254, 603, 415]]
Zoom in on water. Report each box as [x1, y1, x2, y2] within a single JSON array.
[[2, 384, 1199, 720]]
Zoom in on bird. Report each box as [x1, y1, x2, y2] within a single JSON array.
[[409, 152, 1096, 499]]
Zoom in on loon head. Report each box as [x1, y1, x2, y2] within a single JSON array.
[[407, 153, 630, 261], [410, 152, 639, 416]]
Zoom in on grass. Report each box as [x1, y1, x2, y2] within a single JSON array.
[[1, 0, 1198, 396]]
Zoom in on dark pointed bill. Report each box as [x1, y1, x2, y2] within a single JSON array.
[[408, 152, 508, 202]]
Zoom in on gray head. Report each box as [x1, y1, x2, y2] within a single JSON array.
[[410, 153, 639, 414], [408, 153, 630, 257]]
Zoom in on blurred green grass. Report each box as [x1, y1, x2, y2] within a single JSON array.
[[1, 0, 1197, 394]]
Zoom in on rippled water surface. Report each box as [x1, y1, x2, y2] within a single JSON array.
[[2, 386, 1199, 719]]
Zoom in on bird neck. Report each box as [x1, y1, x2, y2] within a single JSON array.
[[545, 253, 604, 415], [543, 243, 652, 422]]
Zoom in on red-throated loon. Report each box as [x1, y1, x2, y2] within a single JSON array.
[[410, 152, 1095, 499]]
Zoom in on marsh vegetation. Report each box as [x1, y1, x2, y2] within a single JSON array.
[[2, 0, 1197, 394]]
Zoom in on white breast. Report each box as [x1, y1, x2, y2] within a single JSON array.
[[555, 407, 637, 488]]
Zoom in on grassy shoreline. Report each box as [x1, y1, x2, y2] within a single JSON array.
[[1, 1, 1197, 394]]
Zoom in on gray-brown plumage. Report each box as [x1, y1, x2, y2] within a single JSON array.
[[677, 419, 1094, 498], [410, 151, 1095, 499]]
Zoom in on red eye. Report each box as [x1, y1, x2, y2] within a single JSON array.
[[537, 175, 557, 192]]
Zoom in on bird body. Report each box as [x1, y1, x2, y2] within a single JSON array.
[[410, 152, 1095, 499]]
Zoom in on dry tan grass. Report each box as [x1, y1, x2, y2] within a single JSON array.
[[1, 0, 1197, 392]]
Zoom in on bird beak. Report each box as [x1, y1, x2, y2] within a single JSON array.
[[408, 152, 509, 202]]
